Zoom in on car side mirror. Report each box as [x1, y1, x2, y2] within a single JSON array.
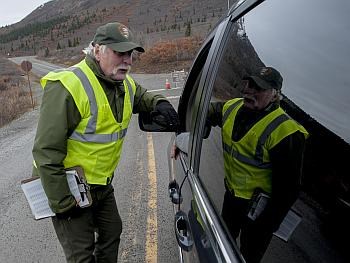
[[138, 111, 176, 132], [175, 132, 189, 155]]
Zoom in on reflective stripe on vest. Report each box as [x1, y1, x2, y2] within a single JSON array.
[[222, 142, 272, 169], [222, 99, 242, 124], [223, 112, 290, 168]]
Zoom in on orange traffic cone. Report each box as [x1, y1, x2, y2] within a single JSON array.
[[165, 79, 171, 89]]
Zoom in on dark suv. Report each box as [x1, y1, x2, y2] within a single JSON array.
[[141, 0, 350, 262]]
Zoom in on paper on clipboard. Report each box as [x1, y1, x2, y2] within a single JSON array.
[[21, 177, 55, 220], [21, 168, 91, 220]]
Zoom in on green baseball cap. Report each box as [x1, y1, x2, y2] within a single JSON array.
[[93, 22, 144, 53], [244, 67, 283, 90]]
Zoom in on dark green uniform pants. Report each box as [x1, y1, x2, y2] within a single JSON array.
[[221, 189, 273, 263], [52, 184, 122, 263]]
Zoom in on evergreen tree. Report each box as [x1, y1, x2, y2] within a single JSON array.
[[185, 22, 191, 37], [44, 47, 49, 57]]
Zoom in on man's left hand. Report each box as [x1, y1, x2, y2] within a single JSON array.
[[154, 101, 180, 129]]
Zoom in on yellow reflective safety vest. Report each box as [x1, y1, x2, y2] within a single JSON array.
[[40, 59, 136, 185], [222, 98, 309, 199]]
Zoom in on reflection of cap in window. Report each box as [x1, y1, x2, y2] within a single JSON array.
[[244, 67, 283, 90]]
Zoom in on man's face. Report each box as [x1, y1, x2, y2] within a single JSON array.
[[241, 80, 277, 111], [95, 45, 133, 80]]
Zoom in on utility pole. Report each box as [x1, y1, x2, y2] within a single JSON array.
[[228, 0, 230, 10]]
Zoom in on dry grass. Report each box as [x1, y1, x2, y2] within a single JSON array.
[[0, 57, 34, 127], [0, 76, 33, 127], [132, 36, 203, 73]]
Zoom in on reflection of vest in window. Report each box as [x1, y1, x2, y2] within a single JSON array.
[[40, 59, 136, 185], [222, 98, 309, 199]]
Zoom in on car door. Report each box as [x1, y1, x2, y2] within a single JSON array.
[[168, 0, 265, 262], [182, 1, 350, 263], [168, 24, 235, 262], [170, 0, 349, 263]]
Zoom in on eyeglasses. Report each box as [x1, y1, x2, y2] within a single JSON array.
[[113, 50, 133, 57]]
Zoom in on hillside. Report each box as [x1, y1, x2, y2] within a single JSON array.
[[0, 0, 229, 72]]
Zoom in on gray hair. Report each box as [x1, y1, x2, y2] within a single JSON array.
[[273, 89, 282, 104], [82, 41, 94, 56], [82, 42, 107, 57]]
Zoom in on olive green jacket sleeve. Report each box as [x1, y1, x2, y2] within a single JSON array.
[[133, 81, 167, 113]]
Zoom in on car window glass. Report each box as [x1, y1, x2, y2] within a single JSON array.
[[198, 17, 246, 227], [244, 0, 350, 143], [197, 0, 349, 262], [185, 69, 203, 132], [177, 38, 213, 164]]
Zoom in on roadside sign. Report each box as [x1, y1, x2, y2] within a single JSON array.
[[21, 60, 34, 110], [21, 60, 32, 72]]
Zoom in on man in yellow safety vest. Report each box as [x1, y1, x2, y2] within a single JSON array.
[[207, 66, 309, 263], [32, 22, 179, 262]]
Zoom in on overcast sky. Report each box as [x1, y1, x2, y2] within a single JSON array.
[[0, 0, 48, 27]]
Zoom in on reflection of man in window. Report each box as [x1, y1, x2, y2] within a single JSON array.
[[208, 67, 309, 263]]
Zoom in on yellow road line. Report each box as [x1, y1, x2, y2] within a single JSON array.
[[145, 133, 158, 263]]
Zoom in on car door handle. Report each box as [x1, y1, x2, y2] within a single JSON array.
[[175, 210, 194, 251], [169, 180, 183, 204]]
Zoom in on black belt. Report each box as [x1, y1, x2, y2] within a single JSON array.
[[89, 182, 113, 191]]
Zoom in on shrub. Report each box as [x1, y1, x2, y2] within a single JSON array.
[[0, 76, 32, 127], [139, 36, 203, 65]]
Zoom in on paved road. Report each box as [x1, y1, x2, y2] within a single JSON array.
[[9, 56, 62, 76], [1, 57, 182, 262]]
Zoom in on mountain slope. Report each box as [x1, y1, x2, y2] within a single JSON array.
[[0, 0, 228, 61]]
